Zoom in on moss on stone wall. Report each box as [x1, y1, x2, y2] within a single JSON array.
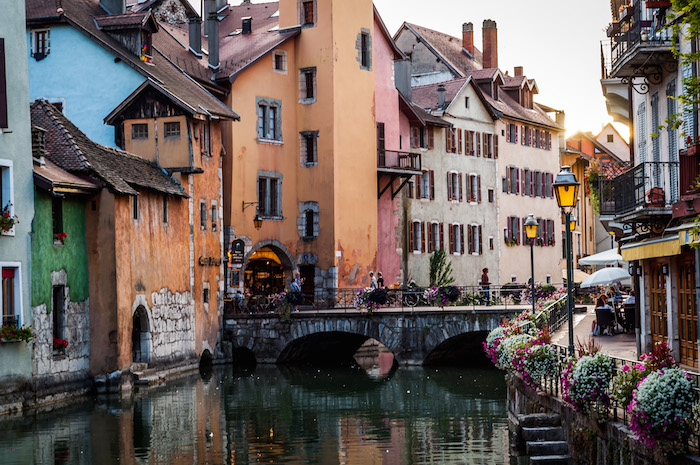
[[31, 190, 89, 308], [570, 426, 596, 465]]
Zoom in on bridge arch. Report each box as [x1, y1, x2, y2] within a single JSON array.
[[225, 309, 518, 367]]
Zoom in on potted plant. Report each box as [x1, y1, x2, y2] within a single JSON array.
[[54, 231, 67, 243], [0, 204, 18, 234], [686, 136, 700, 156], [0, 325, 35, 343], [52, 337, 68, 355]]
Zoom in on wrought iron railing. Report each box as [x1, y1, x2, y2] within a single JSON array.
[[377, 150, 421, 171], [602, 161, 679, 216], [601, 1, 675, 79], [1, 315, 18, 327]]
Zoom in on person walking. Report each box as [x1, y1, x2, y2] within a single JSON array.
[[376, 272, 384, 288], [369, 271, 377, 289], [480, 268, 490, 305], [290, 271, 303, 312]]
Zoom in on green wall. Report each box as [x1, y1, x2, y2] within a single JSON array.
[[31, 189, 90, 309]]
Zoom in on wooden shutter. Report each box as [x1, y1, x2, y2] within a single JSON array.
[[516, 217, 521, 244], [478, 225, 483, 255], [0, 39, 7, 129], [412, 127, 420, 148], [476, 132, 481, 156], [449, 225, 455, 253], [421, 222, 426, 252], [428, 126, 434, 148], [507, 216, 512, 241], [514, 125, 518, 144], [494, 134, 498, 158], [439, 223, 444, 250], [458, 129, 463, 154], [515, 169, 520, 195], [445, 129, 450, 152], [458, 173, 463, 201], [460, 224, 465, 255], [468, 225, 474, 254], [506, 124, 511, 143], [530, 171, 535, 197], [466, 175, 472, 202], [409, 221, 415, 251], [522, 217, 527, 245], [542, 173, 547, 198], [430, 170, 435, 199], [428, 223, 434, 253], [521, 169, 526, 196], [483, 133, 488, 157], [447, 172, 452, 200], [416, 173, 422, 198], [477, 175, 482, 203], [506, 169, 512, 193]]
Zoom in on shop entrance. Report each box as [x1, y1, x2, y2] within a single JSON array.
[[678, 253, 697, 367], [649, 262, 668, 346], [244, 247, 287, 295]]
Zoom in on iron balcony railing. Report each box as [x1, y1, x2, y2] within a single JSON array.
[[601, 1, 675, 79], [599, 161, 679, 217], [2, 315, 18, 327], [377, 150, 421, 171]]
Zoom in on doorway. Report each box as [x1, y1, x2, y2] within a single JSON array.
[[649, 262, 668, 346], [678, 253, 697, 367], [132, 306, 152, 364], [244, 247, 286, 295]]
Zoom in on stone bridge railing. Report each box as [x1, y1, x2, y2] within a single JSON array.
[[223, 307, 525, 366]]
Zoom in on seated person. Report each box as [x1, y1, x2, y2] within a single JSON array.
[[591, 295, 615, 336]]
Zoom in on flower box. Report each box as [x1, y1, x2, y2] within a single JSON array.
[[646, 1, 671, 8], [686, 144, 699, 156]]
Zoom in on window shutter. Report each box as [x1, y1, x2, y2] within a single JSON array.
[[476, 132, 481, 156], [466, 175, 472, 202], [449, 225, 455, 253], [412, 127, 419, 148], [478, 225, 483, 255], [468, 225, 473, 254], [428, 223, 434, 252], [514, 125, 518, 144], [445, 129, 450, 152], [409, 221, 415, 251], [542, 173, 547, 198], [439, 223, 444, 250], [430, 170, 435, 199], [494, 134, 498, 158], [506, 124, 511, 143], [428, 126, 434, 148], [477, 175, 482, 203], [516, 217, 521, 244], [529, 171, 535, 197], [506, 169, 512, 194], [421, 222, 426, 252], [416, 173, 422, 199], [458, 173, 463, 201], [521, 169, 526, 196], [458, 129, 463, 154], [483, 133, 488, 157], [0, 39, 7, 129], [460, 224, 465, 255], [543, 219, 549, 243], [447, 172, 452, 200], [522, 217, 527, 245], [507, 216, 512, 241], [515, 168, 520, 195]]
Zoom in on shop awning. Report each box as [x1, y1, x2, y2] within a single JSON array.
[[620, 235, 680, 261], [669, 221, 700, 247]]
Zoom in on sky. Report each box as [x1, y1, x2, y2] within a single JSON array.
[[190, 0, 626, 139]]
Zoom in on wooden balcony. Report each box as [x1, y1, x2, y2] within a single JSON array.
[[377, 150, 421, 199]]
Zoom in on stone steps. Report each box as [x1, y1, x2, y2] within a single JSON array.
[[518, 413, 561, 428], [530, 455, 571, 465], [132, 365, 165, 386], [527, 441, 569, 456], [522, 427, 564, 442], [518, 414, 570, 465]]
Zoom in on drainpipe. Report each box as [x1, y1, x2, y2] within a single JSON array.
[[628, 81, 635, 166]]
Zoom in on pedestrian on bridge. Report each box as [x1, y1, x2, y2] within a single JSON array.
[[480, 268, 491, 306]]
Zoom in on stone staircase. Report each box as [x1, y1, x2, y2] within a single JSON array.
[[131, 363, 165, 386], [518, 414, 571, 465]]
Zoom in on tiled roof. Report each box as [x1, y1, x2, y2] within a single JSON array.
[[129, 0, 198, 18], [31, 100, 186, 197], [412, 78, 469, 111], [26, 0, 238, 120], [34, 158, 101, 192], [483, 91, 562, 131], [94, 11, 149, 28], [402, 23, 483, 76]]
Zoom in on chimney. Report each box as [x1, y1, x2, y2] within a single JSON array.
[[462, 22, 474, 57], [482, 19, 498, 69], [205, 0, 219, 70], [437, 84, 446, 109], [514, 66, 523, 77], [99, 0, 125, 15], [241, 17, 252, 35], [188, 17, 202, 57], [395, 60, 412, 101]]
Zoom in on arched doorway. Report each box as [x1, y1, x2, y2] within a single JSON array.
[[132, 306, 152, 364], [243, 245, 293, 295]]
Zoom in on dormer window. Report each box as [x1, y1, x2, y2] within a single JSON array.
[[140, 30, 152, 64]]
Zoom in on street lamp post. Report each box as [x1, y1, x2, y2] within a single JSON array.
[[553, 166, 580, 356], [525, 214, 539, 315]]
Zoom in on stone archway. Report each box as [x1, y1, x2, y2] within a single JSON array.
[[132, 305, 152, 364], [243, 240, 297, 295]]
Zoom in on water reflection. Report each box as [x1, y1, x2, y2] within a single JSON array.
[[0, 365, 509, 465]]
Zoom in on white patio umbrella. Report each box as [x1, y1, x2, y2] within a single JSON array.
[[578, 248, 625, 266], [580, 267, 631, 288]]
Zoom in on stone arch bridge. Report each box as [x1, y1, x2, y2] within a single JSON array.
[[223, 308, 523, 366]]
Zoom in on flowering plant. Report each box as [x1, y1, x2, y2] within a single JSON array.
[[520, 284, 560, 308], [612, 342, 678, 409], [505, 237, 519, 247], [562, 352, 615, 413], [0, 325, 35, 343], [496, 333, 533, 370], [512, 340, 557, 390], [0, 203, 18, 233], [271, 290, 302, 322], [52, 337, 68, 353], [354, 287, 387, 314], [424, 285, 460, 308], [547, 237, 556, 246], [628, 367, 695, 451], [483, 319, 521, 365], [686, 135, 700, 147], [54, 231, 67, 242]]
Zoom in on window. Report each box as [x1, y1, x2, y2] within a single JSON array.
[[0, 162, 12, 230], [162, 197, 168, 224], [299, 67, 316, 102], [2, 267, 19, 327], [132, 124, 148, 139], [299, 201, 318, 239], [0, 39, 7, 129], [406, 178, 414, 198], [203, 287, 210, 304], [546, 274, 552, 284], [304, 210, 314, 238], [488, 188, 494, 203], [302, 0, 315, 26], [52, 285, 65, 343], [408, 220, 424, 253], [273, 50, 287, 73], [465, 130, 474, 155], [506, 123, 517, 144], [429, 222, 442, 252], [468, 224, 482, 255], [489, 236, 494, 250], [132, 195, 138, 220], [164, 122, 180, 138], [199, 122, 211, 156], [508, 166, 519, 194], [357, 30, 371, 70], [31, 29, 50, 58], [505, 216, 520, 244], [535, 171, 542, 197], [483, 133, 493, 158], [256, 97, 282, 141], [465, 97, 469, 108], [300, 131, 318, 165], [448, 224, 463, 254], [52, 197, 63, 243], [447, 172, 461, 201], [419, 171, 433, 199], [211, 203, 218, 232], [411, 127, 433, 149], [258, 174, 282, 217], [200, 201, 207, 230], [467, 174, 480, 203]]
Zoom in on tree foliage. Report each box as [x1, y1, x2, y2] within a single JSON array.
[[429, 248, 455, 287]]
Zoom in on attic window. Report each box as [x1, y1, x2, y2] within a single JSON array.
[[607, 134, 614, 142], [140, 30, 152, 64], [31, 29, 50, 60], [132, 124, 148, 139]]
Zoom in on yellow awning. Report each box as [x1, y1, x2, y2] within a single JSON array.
[[679, 229, 700, 246], [621, 235, 680, 261]]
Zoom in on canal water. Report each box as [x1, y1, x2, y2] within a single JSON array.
[[0, 365, 510, 464]]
